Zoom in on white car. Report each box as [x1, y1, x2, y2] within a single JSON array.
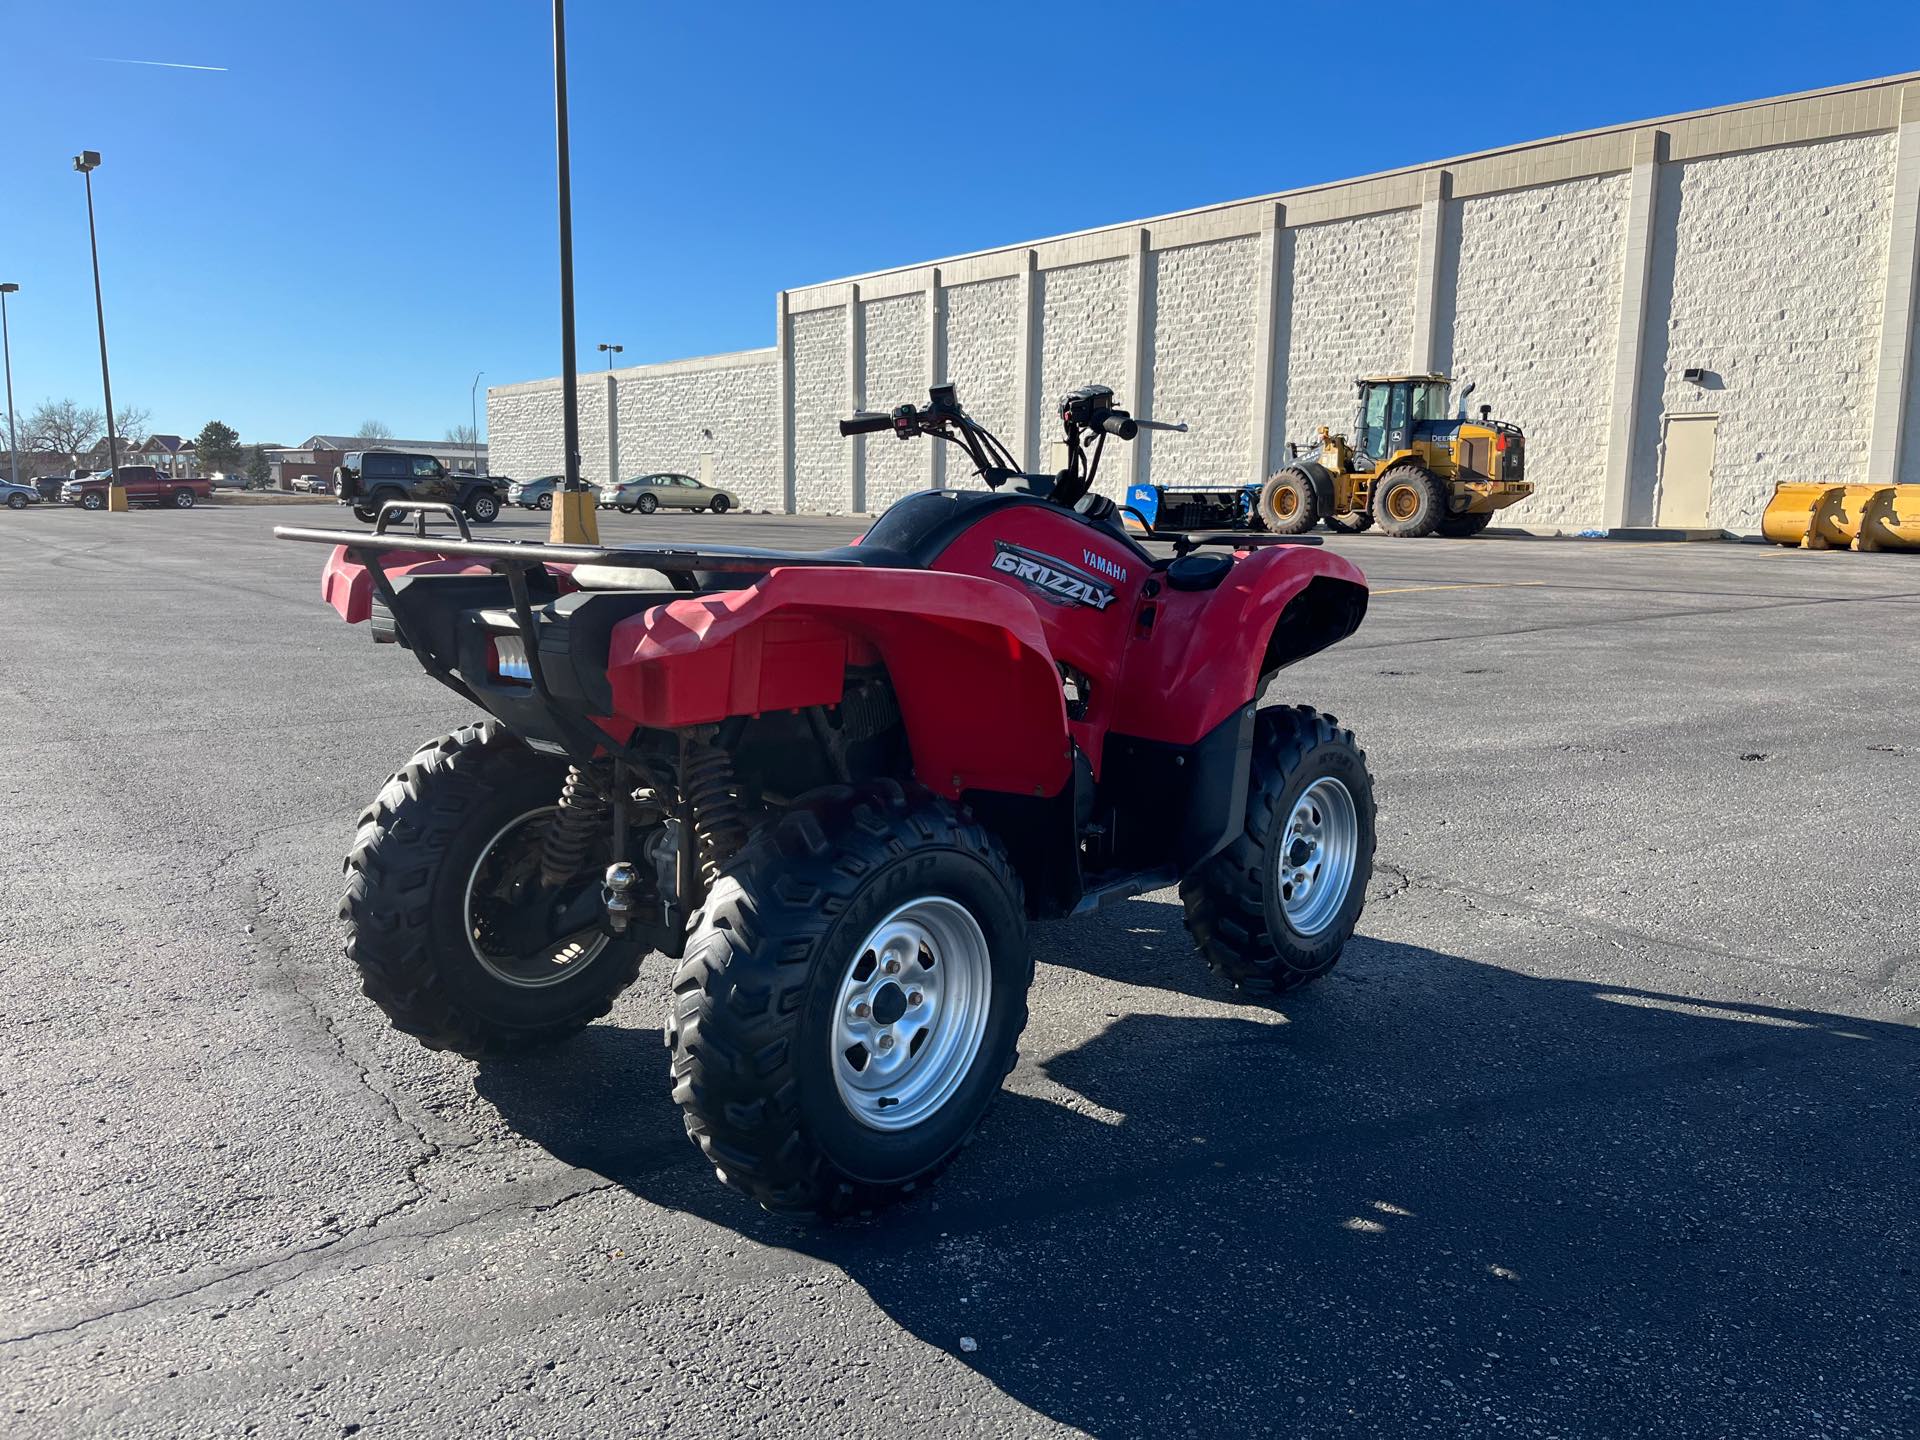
[[595, 471, 738, 515]]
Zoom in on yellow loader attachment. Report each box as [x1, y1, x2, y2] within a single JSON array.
[[1859, 485, 1920, 552], [1761, 483, 1832, 546], [1762, 481, 1920, 552]]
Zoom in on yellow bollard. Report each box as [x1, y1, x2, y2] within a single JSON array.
[[105, 483, 129, 512], [1805, 484, 1888, 550], [1760, 482, 1831, 547], [548, 486, 600, 545], [1858, 484, 1920, 552]]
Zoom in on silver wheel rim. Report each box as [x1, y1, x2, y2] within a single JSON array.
[[831, 896, 993, 1132], [462, 806, 610, 988], [1275, 777, 1359, 937]]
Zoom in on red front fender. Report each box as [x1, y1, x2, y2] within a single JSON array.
[[1112, 546, 1368, 746], [606, 566, 1071, 800]]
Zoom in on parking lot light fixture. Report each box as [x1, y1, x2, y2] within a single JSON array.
[[1, 283, 19, 488], [72, 150, 126, 513], [597, 342, 623, 370]]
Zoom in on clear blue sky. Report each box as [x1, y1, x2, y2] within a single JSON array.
[[5, 1, 1917, 446]]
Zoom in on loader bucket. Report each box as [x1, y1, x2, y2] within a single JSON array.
[[1761, 482, 1835, 547], [1858, 484, 1920, 552], [1806, 484, 1891, 551]]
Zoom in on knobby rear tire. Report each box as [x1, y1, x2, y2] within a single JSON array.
[[341, 722, 646, 1058]]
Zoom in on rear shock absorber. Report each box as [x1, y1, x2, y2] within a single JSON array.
[[539, 765, 610, 889], [681, 734, 747, 884]]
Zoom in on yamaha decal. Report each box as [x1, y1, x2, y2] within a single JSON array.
[[991, 542, 1119, 610]]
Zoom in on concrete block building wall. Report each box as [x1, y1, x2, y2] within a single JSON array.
[[491, 73, 1920, 533], [486, 349, 777, 507], [1147, 237, 1262, 487], [941, 276, 1025, 487], [1035, 260, 1131, 480], [789, 309, 847, 512], [859, 293, 929, 510], [1633, 133, 1896, 530], [486, 385, 565, 482], [614, 352, 780, 510], [1280, 211, 1418, 453], [1439, 175, 1630, 531]]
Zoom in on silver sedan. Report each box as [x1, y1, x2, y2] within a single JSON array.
[[595, 472, 738, 515]]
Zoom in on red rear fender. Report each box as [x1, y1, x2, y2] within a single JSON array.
[[606, 566, 1070, 800], [320, 544, 511, 622]]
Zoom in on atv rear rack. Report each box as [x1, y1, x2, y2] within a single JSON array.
[[272, 524, 864, 574], [275, 504, 868, 802]]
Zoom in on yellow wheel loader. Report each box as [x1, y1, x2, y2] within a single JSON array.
[[1259, 375, 1532, 538]]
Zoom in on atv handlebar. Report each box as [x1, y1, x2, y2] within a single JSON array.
[[842, 382, 1187, 507]]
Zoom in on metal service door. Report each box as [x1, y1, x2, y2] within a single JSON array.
[[1658, 414, 1717, 528]]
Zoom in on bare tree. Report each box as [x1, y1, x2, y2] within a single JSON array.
[[25, 398, 105, 464], [445, 423, 479, 447], [20, 398, 155, 467], [113, 404, 151, 446], [356, 419, 395, 441]]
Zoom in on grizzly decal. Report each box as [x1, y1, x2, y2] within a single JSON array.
[[990, 542, 1118, 610]]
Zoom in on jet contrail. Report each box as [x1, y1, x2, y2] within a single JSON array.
[[96, 57, 228, 72]]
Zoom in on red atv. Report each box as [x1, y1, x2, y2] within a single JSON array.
[[279, 382, 1375, 1216]]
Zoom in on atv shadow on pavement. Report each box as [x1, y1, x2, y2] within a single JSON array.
[[473, 896, 1920, 1438]]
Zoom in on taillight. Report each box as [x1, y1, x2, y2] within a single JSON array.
[[487, 633, 532, 684], [1495, 435, 1507, 452]]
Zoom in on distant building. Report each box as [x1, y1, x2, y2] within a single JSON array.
[[74, 433, 199, 475], [266, 435, 489, 490], [135, 434, 197, 477]]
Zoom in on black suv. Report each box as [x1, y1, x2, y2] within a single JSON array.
[[334, 451, 504, 524]]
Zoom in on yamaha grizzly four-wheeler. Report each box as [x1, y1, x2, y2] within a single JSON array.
[[278, 382, 1376, 1216]]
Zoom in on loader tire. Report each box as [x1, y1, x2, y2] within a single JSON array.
[[1324, 510, 1373, 534], [1257, 468, 1320, 535], [1372, 466, 1447, 537], [669, 781, 1030, 1218], [341, 722, 646, 1058], [1436, 510, 1493, 537], [1180, 706, 1375, 993]]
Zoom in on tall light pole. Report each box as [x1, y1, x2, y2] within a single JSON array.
[[73, 151, 124, 512], [0, 283, 19, 488], [469, 370, 484, 476], [547, 0, 595, 543], [597, 342, 623, 370]]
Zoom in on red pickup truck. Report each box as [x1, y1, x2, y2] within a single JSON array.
[[62, 466, 213, 511]]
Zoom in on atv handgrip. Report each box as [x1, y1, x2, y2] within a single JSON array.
[[1101, 415, 1139, 439], [839, 412, 895, 437]]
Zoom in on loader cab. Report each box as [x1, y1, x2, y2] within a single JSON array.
[[1354, 375, 1453, 464]]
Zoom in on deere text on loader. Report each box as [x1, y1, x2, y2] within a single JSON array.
[[1260, 375, 1531, 538]]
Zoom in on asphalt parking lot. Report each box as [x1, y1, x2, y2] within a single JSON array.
[[3, 500, 1917, 1438]]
